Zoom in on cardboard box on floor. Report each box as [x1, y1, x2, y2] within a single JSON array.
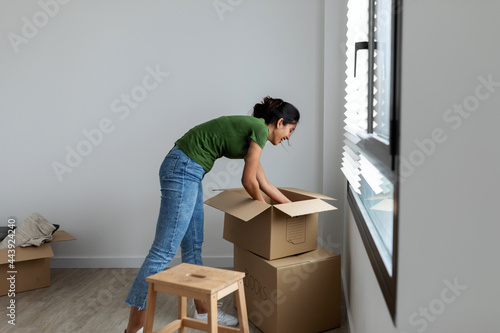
[[0, 230, 76, 296], [205, 187, 337, 260], [234, 245, 341, 333]]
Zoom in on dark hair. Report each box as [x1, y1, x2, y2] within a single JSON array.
[[252, 96, 300, 125]]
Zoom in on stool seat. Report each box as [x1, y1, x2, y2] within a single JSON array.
[[143, 263, 249, 333]]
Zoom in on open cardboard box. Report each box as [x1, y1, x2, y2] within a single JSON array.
[[0, 230, 76, 296], [205, 187, 337, 260], [234, 245, 341, 333]]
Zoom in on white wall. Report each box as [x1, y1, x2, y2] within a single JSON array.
[[0, 0, 331, 268], [320, 0, 349, 256], [342, 1, 500, 332]]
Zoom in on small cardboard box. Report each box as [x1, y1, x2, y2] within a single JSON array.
[[0, 230, 76, 296], [234, 245, 341, 333], [205, 187, 337, 260]]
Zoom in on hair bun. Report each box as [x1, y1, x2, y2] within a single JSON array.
[[253, 103, 266, 118], [252, 96, 300, 126]]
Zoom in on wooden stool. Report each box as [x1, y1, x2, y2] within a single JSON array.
[[143, 263, 249, 333]]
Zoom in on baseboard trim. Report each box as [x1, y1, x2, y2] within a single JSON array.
[[50, 256, 234, 268], [342, 270, 355, 333]]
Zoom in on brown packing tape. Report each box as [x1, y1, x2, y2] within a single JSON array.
[[264, 246, 338, 268]]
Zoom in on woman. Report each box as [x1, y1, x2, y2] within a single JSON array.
[[125, 96, 300, 333]]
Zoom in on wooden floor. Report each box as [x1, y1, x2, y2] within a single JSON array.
[[0, 268, 350, 333]]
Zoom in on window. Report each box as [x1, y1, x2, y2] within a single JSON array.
[[341, 0, 401, 321]]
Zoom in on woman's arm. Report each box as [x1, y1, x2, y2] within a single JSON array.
[[255, 161, 292, 204], [242, 140, 266, 202], [242, 140, 291, 204]]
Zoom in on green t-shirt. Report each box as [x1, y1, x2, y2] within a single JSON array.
[[175, 115, 269, 172]]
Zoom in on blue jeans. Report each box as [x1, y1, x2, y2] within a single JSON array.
[[125, 145, 207, 310]]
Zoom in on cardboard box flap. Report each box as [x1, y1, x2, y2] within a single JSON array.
[[274, 199, 337, 217], [204, 190, 270, 221], [267, 246, 338, 268], [0, 243, 54, 264], [50, 230, 76, 242], [279, 187, 337, 201]]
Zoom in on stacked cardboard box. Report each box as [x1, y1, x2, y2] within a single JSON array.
[[205, 187, 341, 333], [0, 230, 76, 296]]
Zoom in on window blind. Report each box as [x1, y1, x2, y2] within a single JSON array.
[[341, 0, 370, 194]]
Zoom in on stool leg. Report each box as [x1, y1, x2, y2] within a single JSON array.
[[208, 294, 218, 333], [178, 296, 187, 333], [143, 283, 157, 333], [235, 280, 249, 333]]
